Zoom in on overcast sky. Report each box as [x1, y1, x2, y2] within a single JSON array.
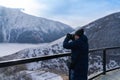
[[0, 0, 120, 28]]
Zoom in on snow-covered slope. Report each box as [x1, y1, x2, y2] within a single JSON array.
[[84, 12, 120, 49], [0, 37, 69, 80], [0, 70, 63, 80], [0, 6, 73, 43], [0, 43, 48, 57], [0, 12, 120, 80]]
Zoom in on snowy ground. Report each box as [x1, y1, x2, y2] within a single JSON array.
[[0, 70, 63, 80], [23, 70, 63, 80], [94, 69, 120, 80], [0, 43, 47, 57]]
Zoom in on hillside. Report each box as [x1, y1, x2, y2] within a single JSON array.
[[0, 6, 73, 43]]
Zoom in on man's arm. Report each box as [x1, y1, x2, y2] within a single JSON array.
[[63, 37, 79, 49]]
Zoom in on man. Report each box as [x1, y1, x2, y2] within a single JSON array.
[[63, 29, 89, 80]]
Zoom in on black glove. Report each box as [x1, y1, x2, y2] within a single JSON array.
[[66, 33, 75, 41], [66, 33, 71, 39]]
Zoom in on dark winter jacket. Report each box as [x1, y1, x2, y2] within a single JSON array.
[[63, 34, 89, 80]]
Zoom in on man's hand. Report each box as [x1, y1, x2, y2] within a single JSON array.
[[66, 33, 72, 39], [66, 33, 75, 41]]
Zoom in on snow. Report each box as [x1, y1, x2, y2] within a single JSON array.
[[118, 16, 120, 18], [19, 70, 63, 80], [86, 24, 95, 29], [29, 71, 63, 80], [107, 60, 120, 70], [0, 6, 73, 43], [95, 69, 120, 80], [88, 71, 103, 79], [0, 43, 47, 57], [0, 70, 63, 80]]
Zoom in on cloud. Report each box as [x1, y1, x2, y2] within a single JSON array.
[[0, 0, 120, 28], [0, 0, 47, 16], [34, 0, 120, 27]]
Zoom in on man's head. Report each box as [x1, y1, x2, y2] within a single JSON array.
[[74, 29, 84, 40]]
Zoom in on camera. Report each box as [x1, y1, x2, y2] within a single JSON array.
[[67, 33, 75, 40]]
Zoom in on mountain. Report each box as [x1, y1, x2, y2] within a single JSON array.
[[84, 12, 120, 49], [0, 6, 73, 43], [0, 12, 120, 80], [0, 38, 67, 80]]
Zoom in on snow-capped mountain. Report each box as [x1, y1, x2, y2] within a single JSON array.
[[0, 12, 120, 80], [0, 6, 73, 43], [84, 12, 120, 49]]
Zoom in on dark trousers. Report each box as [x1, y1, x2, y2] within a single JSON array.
[[70, 69, 74, 80], [70, 66, 88, 80]]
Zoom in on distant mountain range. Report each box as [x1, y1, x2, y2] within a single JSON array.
[[0, 6, 73, 43], [0, 11, 120, 80]]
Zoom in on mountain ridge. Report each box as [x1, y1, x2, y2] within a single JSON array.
[[0, 6, 73, 43]]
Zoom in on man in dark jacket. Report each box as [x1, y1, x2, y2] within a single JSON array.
[[63, 29, 89, 80]]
